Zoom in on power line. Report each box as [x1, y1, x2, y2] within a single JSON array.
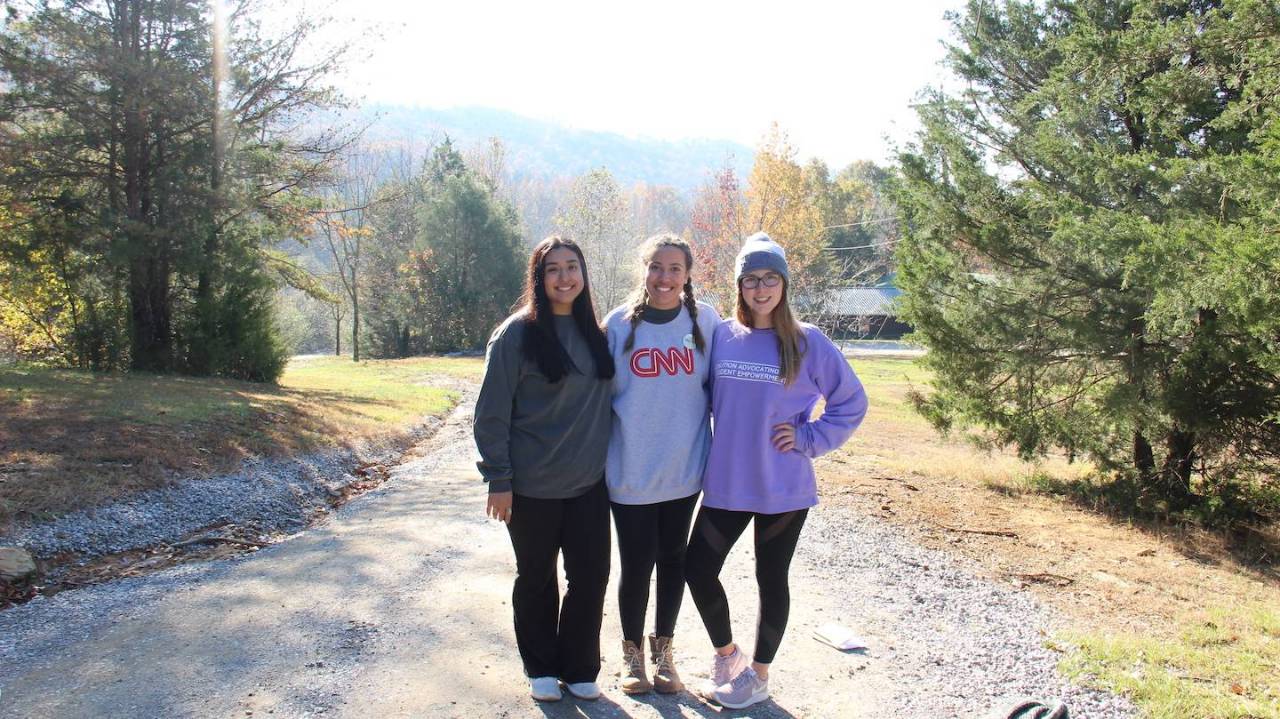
[[820, 216, 900, 231], [824, 238, 902, 252]]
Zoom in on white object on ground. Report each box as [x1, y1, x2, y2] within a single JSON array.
[[814, 622, 869, 651]]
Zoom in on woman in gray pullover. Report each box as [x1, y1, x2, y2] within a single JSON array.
[[474, 236, 616, 703], [603, 234, 720, 695]]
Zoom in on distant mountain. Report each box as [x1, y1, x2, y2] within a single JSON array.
[[351, 105, 754, 191]]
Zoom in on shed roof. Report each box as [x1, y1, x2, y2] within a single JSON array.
[[822, 287, 902, 316]]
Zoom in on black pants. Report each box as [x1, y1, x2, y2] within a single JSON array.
[[684, 505, 808, 665], [506, 480, 611, 682], [610, 492, 700, 645]]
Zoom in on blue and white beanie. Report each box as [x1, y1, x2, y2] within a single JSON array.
[[734, 232, 789, 283]]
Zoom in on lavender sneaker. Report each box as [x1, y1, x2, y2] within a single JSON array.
[[713, 666, 769, 709], [702, 646, 749, 698]]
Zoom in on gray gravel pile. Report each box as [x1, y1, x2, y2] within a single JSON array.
[[802, 495, 1136, 718], [1, 417, 442, 558]]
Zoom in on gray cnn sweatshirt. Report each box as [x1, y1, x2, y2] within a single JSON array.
[[473, 312, 612, 498], [604, 301, 720, 505]]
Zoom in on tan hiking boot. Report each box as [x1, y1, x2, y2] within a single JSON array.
[[621, 639, 652, 694], [649, 634, 685, 693]]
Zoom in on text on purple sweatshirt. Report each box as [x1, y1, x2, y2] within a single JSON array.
[[702, 320, 869, 514]]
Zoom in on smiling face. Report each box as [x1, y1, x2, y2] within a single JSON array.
[[541, 246, 584, 315], [739, 269, 784, 328], [644, 246, 690, 311]]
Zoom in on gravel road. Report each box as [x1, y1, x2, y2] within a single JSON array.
[[0, 396, 1135, 718]]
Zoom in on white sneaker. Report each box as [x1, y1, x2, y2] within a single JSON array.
[[529, 676, 562, 701], [562, 680, 601, 700]]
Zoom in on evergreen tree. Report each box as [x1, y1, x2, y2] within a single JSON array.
[[894, 0, 1280, 511], [361, 141, 523, 355], [411, 173, 522, 350], [1, 0, 347, 381]]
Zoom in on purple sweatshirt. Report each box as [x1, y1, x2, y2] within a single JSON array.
[[702, 320, 869, 514]]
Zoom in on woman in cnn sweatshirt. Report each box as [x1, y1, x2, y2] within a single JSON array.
[[603, 234, 719, 695]]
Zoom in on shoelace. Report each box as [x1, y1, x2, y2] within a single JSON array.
[[653, 643, 676, 673], [625, 645, 646, 674], [711, 652, 737, 683]]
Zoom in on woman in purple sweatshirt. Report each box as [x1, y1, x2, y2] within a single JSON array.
[[685, 232, 868, 709]]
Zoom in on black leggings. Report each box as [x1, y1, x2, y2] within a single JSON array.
[[610, 492, 699, 644], [684, 505, 808, 665]]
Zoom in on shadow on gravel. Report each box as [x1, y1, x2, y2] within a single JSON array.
[[0, 467, 517, 717], [532, 694, 799, 718]]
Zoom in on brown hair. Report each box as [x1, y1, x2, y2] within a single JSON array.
[[518, 236, 615, 382], [736, 280, 805, 385], [622, 233, 706, 354]]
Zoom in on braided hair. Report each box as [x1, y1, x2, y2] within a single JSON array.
[[622, 234, 706, 354]]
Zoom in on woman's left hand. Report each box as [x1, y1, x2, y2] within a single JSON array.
[[771, 422, 797, 453]]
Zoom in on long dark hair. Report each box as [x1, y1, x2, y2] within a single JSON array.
[[622, 233, 707, 354], [518, 236, 615, 382]]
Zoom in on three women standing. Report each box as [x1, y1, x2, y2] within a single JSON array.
[[476, 231, 867, 709]]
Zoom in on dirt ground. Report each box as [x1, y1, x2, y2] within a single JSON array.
[[814, 446, 1280, 641], [0, 398, 912, 718], [4, 364, 1277, 716]]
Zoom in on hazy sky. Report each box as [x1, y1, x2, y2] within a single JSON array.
[[311, 0, 963, 168]]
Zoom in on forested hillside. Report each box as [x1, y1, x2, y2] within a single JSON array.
[[355, 105, 755, 192]]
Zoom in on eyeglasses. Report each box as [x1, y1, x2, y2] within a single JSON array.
[[740, 273, 782, 289]]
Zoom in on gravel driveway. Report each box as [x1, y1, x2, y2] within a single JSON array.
[[0, 398, 1135, 718]]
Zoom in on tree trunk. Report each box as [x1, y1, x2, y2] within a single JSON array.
[[192, 1, 226, 376], [1160, 429, 1196, 509], [191, 156, 221, 374], [350, 267, 360, 362], [1133, 429, 1154, 479], [335, 316, 342, 356], [119, 0, 171, 373], [1127, 315, 1155, 485], [128, 253, 171, 372]]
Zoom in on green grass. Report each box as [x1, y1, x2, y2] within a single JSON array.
[[4, 364, 286, 425], [279, 355, 480, 428], [846, 356, 933, 425], [0, 355, 483, 523], [0, 356, 480, 430], [1062, 604, 1280, 718]]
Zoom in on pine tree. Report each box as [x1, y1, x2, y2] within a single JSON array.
[[1, 0, 348, 380], [894, 0, 1280, 511]]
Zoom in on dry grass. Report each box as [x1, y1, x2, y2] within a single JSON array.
[[823, 357, 1280, 718], [0, 356, 482, 526]]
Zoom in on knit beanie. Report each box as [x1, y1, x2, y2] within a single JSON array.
[[734, 232, 789, 283]]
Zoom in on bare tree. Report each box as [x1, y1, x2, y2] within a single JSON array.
[[316, 147, 386, 362], [556, 168, 635, 314]]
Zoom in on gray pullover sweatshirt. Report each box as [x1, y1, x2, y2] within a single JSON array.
[[604, 301, 720, 505], [474, 312, 612, 498]]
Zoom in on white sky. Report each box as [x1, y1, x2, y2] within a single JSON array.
[[310, 0, 962, 168]]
